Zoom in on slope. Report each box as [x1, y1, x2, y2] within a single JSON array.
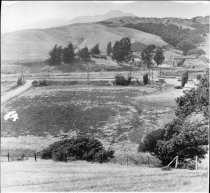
[[1, 23, 168, 61]]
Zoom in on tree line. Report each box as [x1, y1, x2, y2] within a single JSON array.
[[125, 22, 208, 55], [47, 43, 101, 65], [48, 37, 165, 74]]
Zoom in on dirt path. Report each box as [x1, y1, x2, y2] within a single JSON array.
[[1, 80, 33, 104]]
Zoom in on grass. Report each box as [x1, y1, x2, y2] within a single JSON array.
[[1, 81, 19, 95], [1, 84, 175, 156], [1, 159, 208, 192]]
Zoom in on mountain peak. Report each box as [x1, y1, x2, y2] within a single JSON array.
[[70, 10, 135, 24]]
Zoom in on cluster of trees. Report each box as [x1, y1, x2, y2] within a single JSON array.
[[141, 44, 165, 80], [112, 37, 131, 62], [106, 37, 132, 63], [125, 22, 208, 54], [40, 136, 114, 163], [139, 71, 209, 166], [48, 43, 76, 65], [48, 43, 102, 65]]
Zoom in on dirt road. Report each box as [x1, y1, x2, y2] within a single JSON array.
[[1, 80, 33, 104]]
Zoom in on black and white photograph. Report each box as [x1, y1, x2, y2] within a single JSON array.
[[1, 0, 209, 192]]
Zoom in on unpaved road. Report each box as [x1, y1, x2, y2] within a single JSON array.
[[1, 80, 33, 104]]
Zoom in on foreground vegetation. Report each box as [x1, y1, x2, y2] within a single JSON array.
[[2, 159, 208, 192], [139, 71, 209, 165]]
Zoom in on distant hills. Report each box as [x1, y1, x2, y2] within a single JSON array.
[[70, 10, 135, 24], [1, 11, 209, 62], [1, 23, 167, 61]]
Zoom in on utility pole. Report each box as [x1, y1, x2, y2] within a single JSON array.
[[87, 62, 90, 85]]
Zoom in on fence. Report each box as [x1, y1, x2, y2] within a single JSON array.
[[1, 152, 38, 162]]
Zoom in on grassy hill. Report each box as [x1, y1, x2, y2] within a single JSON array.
[[1, 23, 167, 61]]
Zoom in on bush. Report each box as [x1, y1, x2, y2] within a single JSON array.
[[39, 136, 114, 163], [181, 70, 189, 87], [17, 77, 25, 85], [115, 74, 131, 86], [197, 74, 202, 80], [138, 129, 165, 154], [32, 80, 48, 87], [143, 73, 149, 85]]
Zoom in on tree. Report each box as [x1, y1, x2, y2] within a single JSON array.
[[178, 40, 196, 55], [154, 47, 165, 78], [107, 41, 112, 56], [112, 37, 131, 62], [176, 72, 209, 118], [63, 43, 75, 64], [91, 44, 100, 55], [138, 129, 165, 153], [138, 72, 209, 166], [40, 136, 115, 163], [181, 70, 189, 87], [48, 44, 62, 65], [78, 46, 90, 61], [141, 45, 156, 81]]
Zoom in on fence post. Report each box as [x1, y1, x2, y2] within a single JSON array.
[[195, 155, 198, 170], [8, 153, 10, 162], [34, 153, 37, 162], [175, 156, 178, 169], [147, 156, 150, 167]]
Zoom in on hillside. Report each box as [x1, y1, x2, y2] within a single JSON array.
[[1, 23, 167, 61], [99, 16, 196, 29], [70, 10, 135, 24]]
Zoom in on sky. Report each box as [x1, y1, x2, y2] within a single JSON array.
[[1, 1, 210, 33]]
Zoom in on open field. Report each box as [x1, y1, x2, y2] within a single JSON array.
[[1, 159, 208, 192], [1, 83, 182, 156]]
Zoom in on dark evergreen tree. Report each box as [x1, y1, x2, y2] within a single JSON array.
[[112, 37, 131, 62], [90, 43, 100, 55], [78, 46, 90, 61], [63, 43, 75, 64], [107, 41, 112, 56], [48, 44, 62, 65]]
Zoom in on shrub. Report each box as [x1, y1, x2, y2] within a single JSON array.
[[143, 73, 149, 85], [17, 77, 25, 85], [138, 129, 165, 154], [197, 74, 202, 80], [115, 74, 131, 86], [39, 80, 48, 86], [181, 70, 189, 87], [39, 136, 114, 163], [32, 80, 48, 87]]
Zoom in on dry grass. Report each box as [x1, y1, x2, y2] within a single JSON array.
[[2, 23, 167, 61], [1, 84, 175, 156], [1, 159, 208, 192]]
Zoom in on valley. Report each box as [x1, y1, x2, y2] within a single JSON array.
[[1, 3, 209, 192]]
